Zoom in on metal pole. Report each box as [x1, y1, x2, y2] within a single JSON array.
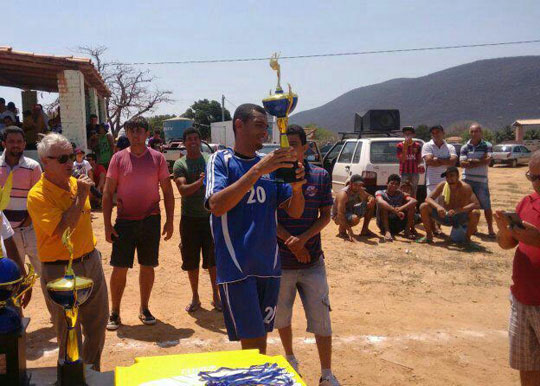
[[221, 94, 225, 122]]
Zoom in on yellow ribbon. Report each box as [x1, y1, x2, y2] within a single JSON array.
[[442, 182, 451, 205]]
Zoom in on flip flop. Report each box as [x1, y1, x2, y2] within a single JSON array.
[[487, 232, 497, 239], [416, 236, 433, 244], [185, 301, 201, 313]]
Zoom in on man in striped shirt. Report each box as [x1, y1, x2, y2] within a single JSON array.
[[0, 126, 42, 275], [460, 124, 495, 237], [396, 126, 424, 197], [275, 125, 339, 386]]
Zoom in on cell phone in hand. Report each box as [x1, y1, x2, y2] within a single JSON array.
[[503, 211, 525, 229]]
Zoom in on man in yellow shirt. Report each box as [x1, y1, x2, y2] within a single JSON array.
[[27, 133, 109, 371]]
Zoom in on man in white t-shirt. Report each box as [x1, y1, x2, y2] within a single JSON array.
[[421, 125, 457, 195]]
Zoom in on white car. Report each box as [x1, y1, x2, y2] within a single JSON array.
[[162, 140, 214, 171], [323, 136, 427, 201]]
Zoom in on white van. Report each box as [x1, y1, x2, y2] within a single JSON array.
[[323, 136, 427, 201]]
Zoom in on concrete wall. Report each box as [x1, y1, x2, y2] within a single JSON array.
[[57, 70, 87, 149], [86, 87, 99, 120]]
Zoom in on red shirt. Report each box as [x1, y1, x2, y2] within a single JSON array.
[[92, 164, 106, 185], [511, 192, 540, 305], [107, 148, 169, 220], [396, 141, 422, 174]]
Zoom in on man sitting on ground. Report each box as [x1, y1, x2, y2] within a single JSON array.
[[331, 174, 375, 241], [375, 174, 418, 241], [418, 166, 480, 243], [399, 181, 419, 237]]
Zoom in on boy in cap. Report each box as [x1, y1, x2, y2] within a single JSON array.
[[396, 126, 424, 197]]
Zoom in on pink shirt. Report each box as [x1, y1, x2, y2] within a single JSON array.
[[107, 148, 169, 220]]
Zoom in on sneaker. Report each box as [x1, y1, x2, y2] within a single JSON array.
[[106, 313, 121, 331], [139, 309, 156, 325], [319, 374, 340, 386]]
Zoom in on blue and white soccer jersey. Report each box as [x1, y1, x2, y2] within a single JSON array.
[[205, 149, 292, 341]]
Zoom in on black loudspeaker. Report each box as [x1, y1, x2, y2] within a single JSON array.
[[354, 110, 400, 133]]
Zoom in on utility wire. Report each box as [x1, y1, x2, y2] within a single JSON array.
[[122, 39, 540, 66], [224, 97, 237, 109]]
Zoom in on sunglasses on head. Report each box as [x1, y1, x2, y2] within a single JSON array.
[[47, 153, 76, 164], [526, 171, 540, 182]]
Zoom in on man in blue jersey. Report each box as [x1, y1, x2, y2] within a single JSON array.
[[275, 124, 340, 386], [205, 103, 306, 354]]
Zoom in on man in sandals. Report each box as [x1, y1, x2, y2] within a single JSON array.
[[103, 117, 175, 330], [375, 174, 418, 241], [173, 127, 221, 313], [418, 166, 480, 243], [331, 174, 375, 242]]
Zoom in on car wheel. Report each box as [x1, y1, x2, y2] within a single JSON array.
[[489, 160, 494, 167], [511, 159, 518, 168]]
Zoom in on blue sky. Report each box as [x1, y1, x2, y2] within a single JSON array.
[[2, 0, 540, 117]]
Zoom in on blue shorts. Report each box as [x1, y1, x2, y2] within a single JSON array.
[[431, 208, 468, 227], [346, 201, 367, 223], [219, 276, 280, 341], [465, 180, 491, 210]]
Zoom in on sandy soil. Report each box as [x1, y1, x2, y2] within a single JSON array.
[[23, 165, 531, 385]]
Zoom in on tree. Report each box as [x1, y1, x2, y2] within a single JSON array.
[[183, 99, 231, 139], [415, 124, 431, 141], [524, 129, 540, 140], [494, 125, 515, 144], [304, 123, 337, 143], [77, 46, 173, 136], [459, 127, 494, 143], [147, 114, 176, 133]]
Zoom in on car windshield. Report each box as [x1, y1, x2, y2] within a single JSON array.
[[370, 140, 402, 164], [259, 144, 280, 155], [493, 145, 512, 152]]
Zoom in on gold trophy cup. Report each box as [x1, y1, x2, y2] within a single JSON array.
[[46, 228, 93, 386], [262, 53, 300, 183]]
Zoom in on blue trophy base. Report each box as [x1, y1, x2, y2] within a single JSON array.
[[0, 305, 22, 334], [0, 317, 29, 386], [276, 162, 300, 184]]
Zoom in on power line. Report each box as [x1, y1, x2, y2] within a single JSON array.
[[122, 39, 540, 66], [224, 97, 237, 109]]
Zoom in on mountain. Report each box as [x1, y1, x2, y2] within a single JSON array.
[[291, 56, 540, 132]]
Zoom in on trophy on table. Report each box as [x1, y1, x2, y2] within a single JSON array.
[[0, 172, 38, 385], [46, 227, 93, 386], [262, 52, 300, 183]]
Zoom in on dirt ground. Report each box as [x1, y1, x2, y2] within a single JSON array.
[[23, 165, 531, 385]]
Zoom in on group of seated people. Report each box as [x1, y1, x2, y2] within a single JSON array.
[[332, 167, 481, 244]]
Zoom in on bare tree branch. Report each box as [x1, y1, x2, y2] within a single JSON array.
[[77, 46, 173, 136]]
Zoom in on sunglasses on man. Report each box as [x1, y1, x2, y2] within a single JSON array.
[[47, 153, 76, 164], [526, 171, 540, 182]]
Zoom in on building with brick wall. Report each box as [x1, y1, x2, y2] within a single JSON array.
[[0, 46, 110, 158]]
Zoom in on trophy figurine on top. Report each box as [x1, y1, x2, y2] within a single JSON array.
[[46, 228, 93, 386], [262, 53, 300, 183]]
